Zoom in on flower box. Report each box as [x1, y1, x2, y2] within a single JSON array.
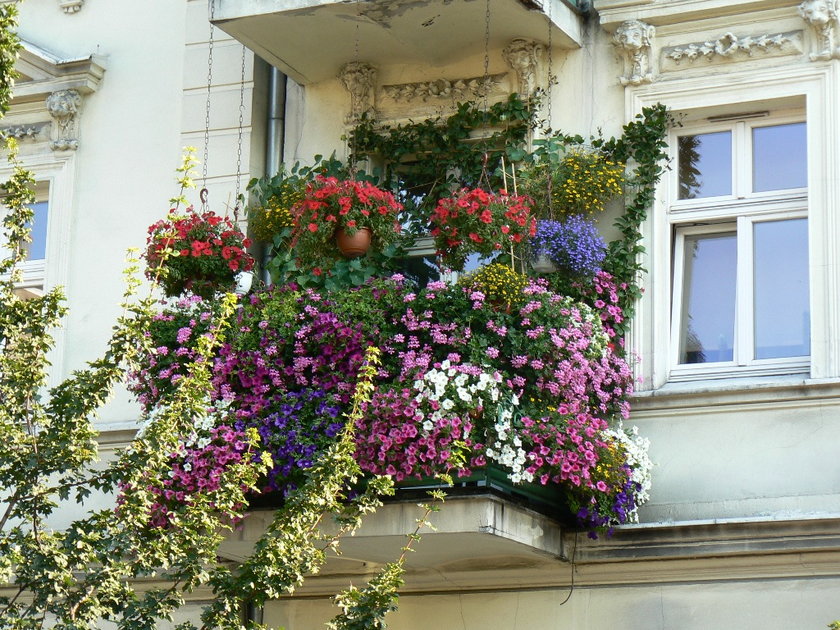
[[389, 465, 577, 525]]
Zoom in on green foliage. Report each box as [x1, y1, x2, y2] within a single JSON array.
[[347, 94, 534, 234], [247, 154, 345, 243], [599, 104, 672, 335], [0, 3, 20, 119]]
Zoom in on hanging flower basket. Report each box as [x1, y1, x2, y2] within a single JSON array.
[[290, 175, 402, 268], [430, 187, 536, 271], [144, 206, 254, 300], [530, 216, 606, 279]]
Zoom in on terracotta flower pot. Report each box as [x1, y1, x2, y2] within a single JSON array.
[[336, 227, 372, 258]]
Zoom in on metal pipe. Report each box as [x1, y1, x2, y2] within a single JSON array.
[[266, 65, 287, 176], [263, 66, 287, 283]]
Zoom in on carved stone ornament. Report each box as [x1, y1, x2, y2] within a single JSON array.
[[338, 62, 377, 124], [502, 38, 545, 97], [46, 89, 82, 151], [0, 124, 43, 142], [799, 0, 840, 60], [663, 31, 803, 66], [58, 0, 84, 13], [613, 20, 655, 86], [382, 73, 507, 103]]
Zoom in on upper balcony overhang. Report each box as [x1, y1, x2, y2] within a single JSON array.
[[213, 0, 583, 85]]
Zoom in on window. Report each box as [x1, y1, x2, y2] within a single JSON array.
[[14, 181, 50, 299], [669, 115, 809, 380]]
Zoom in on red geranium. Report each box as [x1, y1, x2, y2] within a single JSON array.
[[290, 175, 403, 267], [144, 206, 254, 299], [430, 188, 536, 271]]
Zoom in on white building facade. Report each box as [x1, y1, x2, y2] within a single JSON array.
[[8, 0, 840, 627]]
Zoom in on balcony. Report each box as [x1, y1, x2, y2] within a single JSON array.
[[219, 492, 569, 593], [212, 0, 584, 85]]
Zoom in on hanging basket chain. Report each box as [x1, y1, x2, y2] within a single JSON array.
[[201, 0, 216, 209], [482, 0, 490, 115], [234, 43, 247, 222], [546, 0, 554, 218]]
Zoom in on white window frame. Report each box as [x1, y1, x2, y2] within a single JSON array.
[[1, 153, 74, 294], [626, 63, 839, 391], [667, 114, 809, 381]]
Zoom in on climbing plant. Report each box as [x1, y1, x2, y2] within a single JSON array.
[[347, 93, 535, 235]]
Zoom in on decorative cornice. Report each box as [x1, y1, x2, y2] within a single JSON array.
[[58, 0, 84, 13], [382, 73, 507, 103], [663, 31, 803, 66]]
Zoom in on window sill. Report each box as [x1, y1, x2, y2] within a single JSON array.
[[631, 373, 840, 413]]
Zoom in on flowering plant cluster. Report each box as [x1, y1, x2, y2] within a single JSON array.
[[290, 175, 403, 267], [248, 189, 297, 243], [522, 149, 625, 218], [144, 206, 254, 299], [430, 188, 536, 271], [531, 216, 607, 278], [127, 295, 218, 411], [132, 268, 649, 536], [459, 263, 528, 311]]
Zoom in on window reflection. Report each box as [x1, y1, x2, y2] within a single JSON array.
[[680, 232, 737, 363], [22, 200, 49, 261], [753, 218, 809, 359], [752, 122, 807, 192], [678, 131, 732, 200]]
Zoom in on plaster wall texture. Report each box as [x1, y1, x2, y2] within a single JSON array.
[[264, 577, 840, 629], [12, 0, 258, 429]]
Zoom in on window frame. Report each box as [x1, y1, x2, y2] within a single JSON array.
[[625, 63, 840, 391], [667, 113, 809, 382]]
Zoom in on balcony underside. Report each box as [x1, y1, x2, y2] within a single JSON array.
[[219, 493, 569, 593], [213, 0, 583, 85]]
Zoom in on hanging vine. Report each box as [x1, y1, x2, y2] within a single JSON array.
[[347, 94, 535, 234]]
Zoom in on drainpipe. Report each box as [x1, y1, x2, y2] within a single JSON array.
[[266, 66, 286, 177], [263, 66, 287, 284]]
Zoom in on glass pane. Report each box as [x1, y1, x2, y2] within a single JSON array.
[[679, 232, 737, 364], [678, 131, 732, 200], [754, 218, 809, 359], [22, 200, 49, 260], [753, 122, 807, 193], [753, 123, 808, 192]]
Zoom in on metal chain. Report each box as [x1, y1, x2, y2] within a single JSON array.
[[201, 0, 215, 206], [234, 43, 246, 221], [482, 0, 490, 114], [546, 0, 553, 134], [354, 0, 360, 61]]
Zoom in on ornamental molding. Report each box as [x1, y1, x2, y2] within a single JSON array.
[[58, 0, 84, 13], [338, 61, 377, 124], [502, 39, 546, 97], [799, 0, 840, 60], [0, 124, 46, 142], [613, 20, 655, 86], [662, 31, 803, 68], [46, 89, 82, 151], [14, 40, 105, 105], [382, 72, 507, 103]]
